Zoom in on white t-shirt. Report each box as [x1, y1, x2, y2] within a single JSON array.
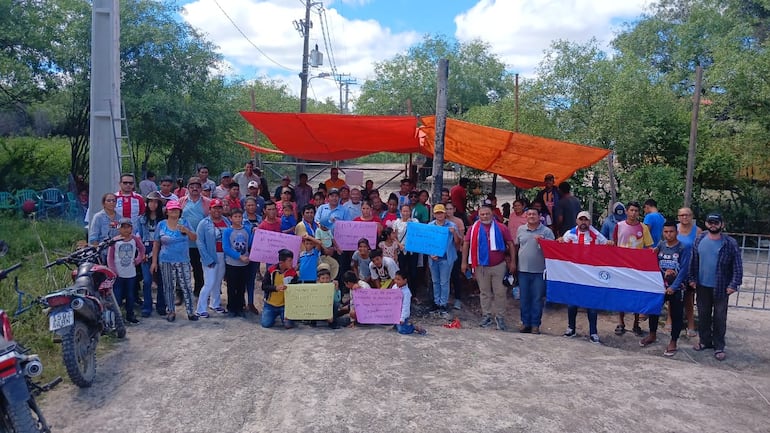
[[368, 257, 399, 282]]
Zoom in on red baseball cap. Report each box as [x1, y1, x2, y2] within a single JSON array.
[[209, 199, 224, 208]]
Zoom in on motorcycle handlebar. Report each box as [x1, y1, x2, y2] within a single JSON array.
[[44, 238, 117, 268], [0, 262, 22, 280]]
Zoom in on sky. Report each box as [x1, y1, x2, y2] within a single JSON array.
[[177, 0, 655, 105]]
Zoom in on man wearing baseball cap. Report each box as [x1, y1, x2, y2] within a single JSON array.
[[427, 204, 461, 319], [688, 212, 743, 361], [559, 210, 611, 343], [178, 177, 211, 298], [214, 171, 233, 200]]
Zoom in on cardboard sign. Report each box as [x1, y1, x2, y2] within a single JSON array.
[[352, 288, 403, 325], [249, 229, 302, 266], [284, 283, 335, 320], [345, 170, 364, 187], [404, 222, 449, 256], [334, 220, 377, 251]]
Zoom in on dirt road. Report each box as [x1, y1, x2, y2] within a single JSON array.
[[39, 304, 770, 433]]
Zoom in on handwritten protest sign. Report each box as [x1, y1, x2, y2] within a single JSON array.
[[352, 288, 403, 324], [249, 229, 302, 266], [285, 283, 335, 320], [404, 222, 449, 256], [334, 220, 377, 251], [345, 170, 364, 187]]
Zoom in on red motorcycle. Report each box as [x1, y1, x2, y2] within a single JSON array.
[[0, 263, 60, 433], [42, 239, 126, 388]]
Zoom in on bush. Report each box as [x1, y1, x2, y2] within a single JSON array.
[[0, 218, 88, 383]]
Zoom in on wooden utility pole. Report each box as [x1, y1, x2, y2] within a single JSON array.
[[431, 59, 449, 206], [250, 87, 260, 166], [684, 66, 703, 208], [607, 150, 617, 213]]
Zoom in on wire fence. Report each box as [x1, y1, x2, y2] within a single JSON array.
[[728, 232, 770, 310]]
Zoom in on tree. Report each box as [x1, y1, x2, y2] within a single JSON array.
[[355, 35, 513, 116]]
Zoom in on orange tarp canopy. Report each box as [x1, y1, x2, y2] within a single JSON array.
[[239, 112, 610, 188], [418, 116, 610, 189]]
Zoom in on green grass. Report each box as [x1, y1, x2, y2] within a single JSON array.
[[0, 217, 90, 383]]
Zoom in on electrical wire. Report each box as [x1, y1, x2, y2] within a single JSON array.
[[212, 0, 294, 72]]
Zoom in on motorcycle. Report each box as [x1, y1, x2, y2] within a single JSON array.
[[0, 263, 61, 433], [42, 239, 126, 388]]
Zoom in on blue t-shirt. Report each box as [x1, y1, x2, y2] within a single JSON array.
[[156, 220, 194, 263], [297, 249, 320, 282], [643, 212, 665, 245], [697, 237, 723, 287], [281, 214, 297, 232], [182, 198, 206, 248]]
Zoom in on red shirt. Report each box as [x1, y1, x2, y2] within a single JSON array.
[[450, 185, 467, 213], [258, 219, 282, 232], [214, 219, 228, 252]]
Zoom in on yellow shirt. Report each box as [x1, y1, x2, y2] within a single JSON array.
[[266, 272, 286, 307]]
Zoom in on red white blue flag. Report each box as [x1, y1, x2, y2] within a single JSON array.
[[538, 239, 665, 314]]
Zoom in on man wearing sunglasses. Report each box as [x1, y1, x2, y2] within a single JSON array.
[[688, 213, 743, 361], [115, 173, 146, 227]]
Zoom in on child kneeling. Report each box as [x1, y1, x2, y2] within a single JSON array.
[[393, 270, 426, 335]]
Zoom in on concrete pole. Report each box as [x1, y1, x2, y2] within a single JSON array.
[[88, 0, 121, 220], [431, 59, 449, 207], [684, 65, 703, 208]]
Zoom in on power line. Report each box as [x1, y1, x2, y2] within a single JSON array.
[[212, 0, 294, 72]]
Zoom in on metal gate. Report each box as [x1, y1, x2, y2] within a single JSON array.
[[728, 232, 770, 310]]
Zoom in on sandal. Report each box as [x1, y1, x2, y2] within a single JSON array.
[[614, 324, 625, 336], [663, 343, 678, 357], [686, 329, 697, 338], [692, 343, 713, 351], [714, 351, 726, 361]]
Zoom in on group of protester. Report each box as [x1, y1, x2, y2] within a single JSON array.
[[87, 164, 743, 360]]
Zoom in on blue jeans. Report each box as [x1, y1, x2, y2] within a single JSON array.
[[519, 271, 546, 327], [568, 306, 598, 335], [429, 257, 452, 306], [260, 302, 294, 329], [114, 276, 136, 320], [396, 317, 415, 335], [141, 261, 166, 315]]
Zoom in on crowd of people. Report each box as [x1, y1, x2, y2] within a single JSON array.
[[87, 163, 743, 360]]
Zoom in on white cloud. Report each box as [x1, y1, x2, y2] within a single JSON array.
[[181, 0, 419, 104], [454, 0, 653, 76]]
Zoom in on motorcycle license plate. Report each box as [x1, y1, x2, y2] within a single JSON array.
[[49, 310, 74, 331]]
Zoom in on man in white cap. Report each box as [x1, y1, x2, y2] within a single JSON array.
[[559, 210, 610, 343]]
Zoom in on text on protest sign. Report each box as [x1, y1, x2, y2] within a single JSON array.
[[285, 283, 335, 320], [249, 229, 302, 266], [334, 220, 377, 251], [404, 222, 449, 257], [352, 288, 403, 325]]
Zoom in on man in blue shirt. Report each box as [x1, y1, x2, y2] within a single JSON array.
[[643, 199, 666, 245], [688, 212, 742, 361]]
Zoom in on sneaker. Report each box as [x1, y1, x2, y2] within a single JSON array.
[[126, 317, 140, 324], [439, 307, 450, 319], [495, 316, 507, 331], [212, 306, 227, 314], [589, 334, 601, 344], [453, 299, 462, 310], [196, 312, 210, 318], [479, 314, 493, 328], [563, 328, 576, 338], [188, 314, 199, 321], [428, 304, 440, 313], [531, 326, 540, 335], [519, 325, 532, 333]]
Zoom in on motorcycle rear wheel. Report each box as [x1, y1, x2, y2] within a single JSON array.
[[61, 321, 97, 388], [0, 397, 42, 433]]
